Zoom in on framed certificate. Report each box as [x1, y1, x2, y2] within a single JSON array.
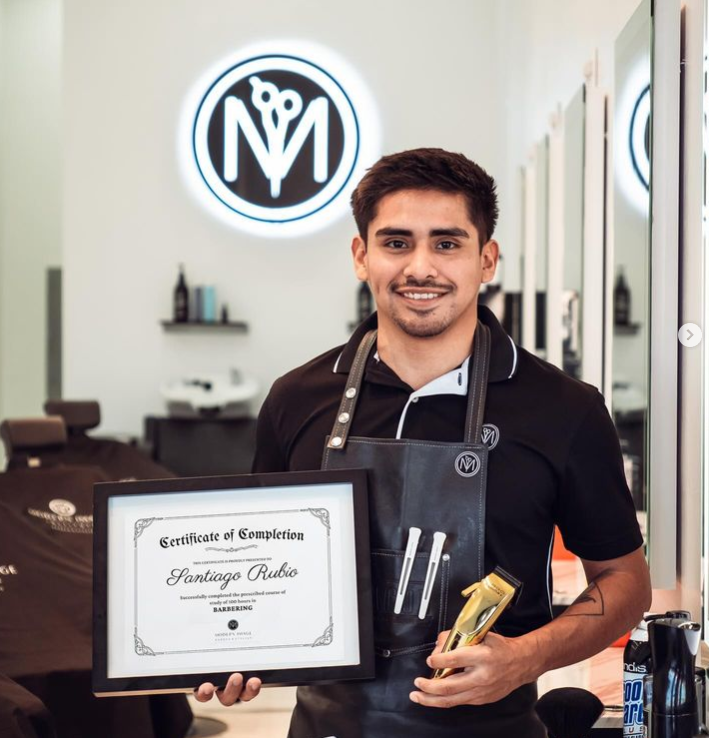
[[93, 469, 374, 696]]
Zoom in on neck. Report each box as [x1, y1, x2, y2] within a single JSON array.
[[376, 311, 479, 390]]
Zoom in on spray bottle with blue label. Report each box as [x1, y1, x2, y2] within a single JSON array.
[[624, 619, 651, 737]]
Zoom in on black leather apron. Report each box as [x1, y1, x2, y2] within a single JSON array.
[[288, 323, 546, 738]]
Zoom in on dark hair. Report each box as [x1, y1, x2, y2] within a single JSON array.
[[350, 148, 499, 246]]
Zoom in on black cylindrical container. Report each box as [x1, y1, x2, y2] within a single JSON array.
[[649, 618, 701, 738]]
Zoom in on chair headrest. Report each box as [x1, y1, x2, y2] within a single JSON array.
[[44, 400, 100, 433], [0, 417, 67, 458]]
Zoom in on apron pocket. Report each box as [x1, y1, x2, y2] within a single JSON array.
[[371, 548, 450, 656]]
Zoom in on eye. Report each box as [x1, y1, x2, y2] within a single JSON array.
[[436, 240, 458, 251], [385, 239, 408, 249]]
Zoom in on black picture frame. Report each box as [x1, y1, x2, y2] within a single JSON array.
[[93, 469, 374, 696]]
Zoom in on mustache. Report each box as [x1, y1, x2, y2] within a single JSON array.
[[389, 279, 453, 292]]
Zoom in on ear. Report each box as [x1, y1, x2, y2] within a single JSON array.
[[351, 235, 368, 282], [480, 239, 500, 284]]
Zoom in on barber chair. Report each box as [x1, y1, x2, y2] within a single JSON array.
[[0, 417, 107, 562], [43, 400, 175, 480], [0, 418, 193, 738], [0, 674, 56, 738]]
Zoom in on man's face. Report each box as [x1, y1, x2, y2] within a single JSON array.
[[351, 189, 498, 339]]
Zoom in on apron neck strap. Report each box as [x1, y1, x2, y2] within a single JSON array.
[[327, 320, 492, 451], [326, 329, 377, 450], [464, 322, 491, 445]]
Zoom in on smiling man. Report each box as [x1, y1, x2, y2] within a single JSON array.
[[195, 148, 650, 738]]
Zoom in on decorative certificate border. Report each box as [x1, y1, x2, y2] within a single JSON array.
[[132, 508, 333, 656]]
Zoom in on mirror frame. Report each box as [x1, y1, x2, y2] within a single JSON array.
[[647, 0, 681, 588]]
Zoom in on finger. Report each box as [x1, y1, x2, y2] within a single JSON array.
[[414, 672, 475, 697], [193, 682, 216, 702], [240, 677, 262, 703], [216, 673, 244, 707], [409, 687, 478, 709], [427, 644, 486, 670], [431, 631, 450, 655]]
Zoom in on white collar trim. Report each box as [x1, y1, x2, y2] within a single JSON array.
[[508, 337, 518, 379], [395, 357, 470, 439]]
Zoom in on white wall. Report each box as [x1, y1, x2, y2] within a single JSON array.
[[62, 0, 507, 436], [0, 0, 62, 419]]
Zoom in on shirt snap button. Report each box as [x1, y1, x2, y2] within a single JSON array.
[[331, 436, 343, 447], [381, 649, 392, 658], [412, 397, 419, 403], [345, 387, 357, 399], [338, 412, 350, 424]]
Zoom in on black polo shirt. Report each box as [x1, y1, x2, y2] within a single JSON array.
[[252, 306, 643, 637]]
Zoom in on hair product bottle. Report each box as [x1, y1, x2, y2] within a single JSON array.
[[358, 281, 373, 323], [173, 264, 189, 323], [614, 267, 631, 326]]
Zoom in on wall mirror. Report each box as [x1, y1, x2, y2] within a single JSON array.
[[611, 0, 652, 517], [535, 137, 549, 360], [562, 87, 586, 381], [610, 0, 680, 588]]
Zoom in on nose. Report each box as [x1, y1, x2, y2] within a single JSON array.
[[402, 244, 438, 281]]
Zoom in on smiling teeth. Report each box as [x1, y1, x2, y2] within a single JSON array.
[[403, 292, 439, 300]]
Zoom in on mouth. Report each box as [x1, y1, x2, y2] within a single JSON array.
[[394, 288, 451, 307]]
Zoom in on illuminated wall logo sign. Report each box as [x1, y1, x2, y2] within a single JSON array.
[[629, 84, 651, 191], [185, 45, 379, 237]]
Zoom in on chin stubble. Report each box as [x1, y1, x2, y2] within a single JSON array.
[[391, 308, 454, 338]]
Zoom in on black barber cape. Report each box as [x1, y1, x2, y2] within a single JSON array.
[[0, 674, 55, 738], [42, 435, 174, 482], [0, 466, 191, 738]]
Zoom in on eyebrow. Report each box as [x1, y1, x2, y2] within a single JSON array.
[[374, 227, 471, 238]]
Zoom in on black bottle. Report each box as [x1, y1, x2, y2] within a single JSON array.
[[614, 267, 631, 326], [358, 282, 373, 323], [173, 264, 189, 323]]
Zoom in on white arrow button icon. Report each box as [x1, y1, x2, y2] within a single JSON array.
[[679, 323, 702, 347]]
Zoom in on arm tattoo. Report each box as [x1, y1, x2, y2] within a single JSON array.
[[559, 571, 612, 618]]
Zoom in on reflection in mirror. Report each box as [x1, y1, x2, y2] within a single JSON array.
[[521, 164, 537, 353], [562, 87, 586, 380], [535, 137, 549, 358], [612, 0, 651, 514]]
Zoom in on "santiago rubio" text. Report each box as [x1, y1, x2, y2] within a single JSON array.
[[166, 562, 299, 591]]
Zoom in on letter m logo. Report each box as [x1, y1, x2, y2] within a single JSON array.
[[455, 452, 481, 478], [222, 76, 329, 198]]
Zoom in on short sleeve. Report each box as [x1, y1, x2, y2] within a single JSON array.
[[556, 391, 644, 560], [251, 394, 287, 473]]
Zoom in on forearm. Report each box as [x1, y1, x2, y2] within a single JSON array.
[[416, 549, 651, 707], [515, 556, 651, 682]]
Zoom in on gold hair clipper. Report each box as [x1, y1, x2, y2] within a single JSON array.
[[432, 566, 522, 679]]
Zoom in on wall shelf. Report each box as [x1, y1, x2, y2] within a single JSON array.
[[161, 321, 248, 333]]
